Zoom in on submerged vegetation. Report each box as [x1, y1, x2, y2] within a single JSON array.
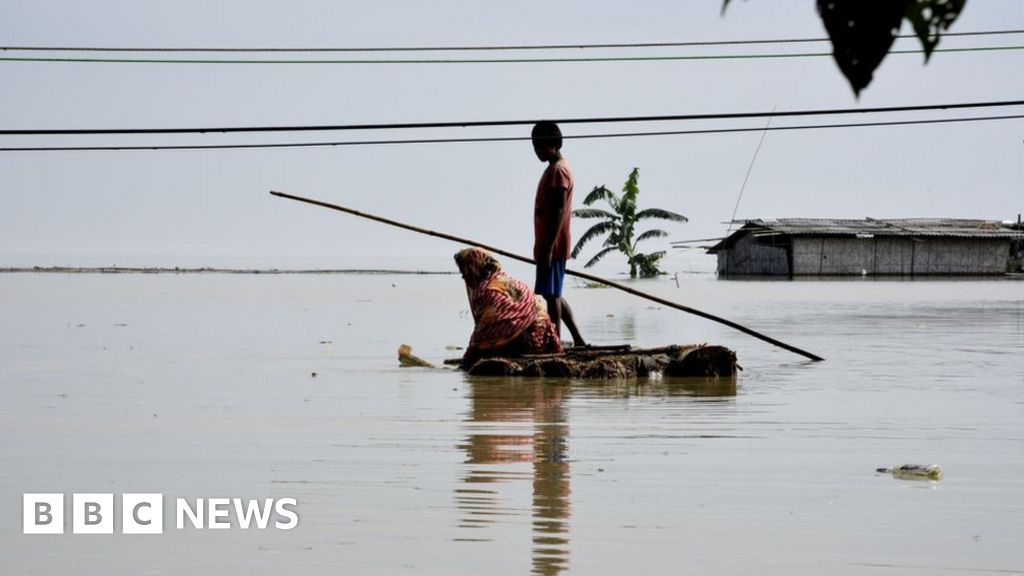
[[572, 168, 687, 278]]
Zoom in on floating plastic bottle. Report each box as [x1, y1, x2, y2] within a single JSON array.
[[876, 464, 943, 481]]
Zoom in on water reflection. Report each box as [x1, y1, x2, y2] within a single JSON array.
[[456, 375, 736, 575], [457, 378, 570, 575], [570, 375, 738, 400]]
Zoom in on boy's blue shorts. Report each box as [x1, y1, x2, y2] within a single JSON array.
[[535, 260, 566, 298]]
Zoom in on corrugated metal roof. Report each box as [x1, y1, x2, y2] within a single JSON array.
[[736, 218, 1022, 239]]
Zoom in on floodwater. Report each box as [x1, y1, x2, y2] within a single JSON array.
[[0, 271, 1022, 575]]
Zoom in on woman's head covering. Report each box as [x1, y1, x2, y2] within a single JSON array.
[[455, 247, 501, 286], [454, 247, 556, 360]]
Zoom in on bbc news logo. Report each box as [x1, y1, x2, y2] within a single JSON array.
[[23, 494, 298, 534]]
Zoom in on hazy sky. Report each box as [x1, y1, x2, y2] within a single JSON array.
[[2, 1, 1022, 273]]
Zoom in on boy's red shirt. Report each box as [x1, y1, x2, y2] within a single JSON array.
[[533, 158, 574, 261]]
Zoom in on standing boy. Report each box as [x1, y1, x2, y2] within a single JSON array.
[[532, 121, 586, 347]]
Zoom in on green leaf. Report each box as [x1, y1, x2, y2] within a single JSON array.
[[582, 185, 617, 207], [720, 0, 745, 16], [905, 0, 966, 61], [635, 229, 669, 244], [632, 251, 667, 277], [817, 0, 909, 96], [571, 220, 618, 258], [619, 168, 640, 214], [726, 0, 967, 95], [622, 168, 640, 195], [636, 208, 688, 223], [572, 208, 619, 220], [584, 246, 619, 269]]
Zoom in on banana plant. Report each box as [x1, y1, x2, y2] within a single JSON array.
[[572, 168, 687, 278]]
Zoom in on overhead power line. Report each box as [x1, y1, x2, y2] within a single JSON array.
[[3, 99, 1023, 136], [3, 114, 1021, 152], [0, 44, 1020, 65], [2, 29, 1022, 53]]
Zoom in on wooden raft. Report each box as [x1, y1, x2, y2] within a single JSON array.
[[443, 344, 739, 379]]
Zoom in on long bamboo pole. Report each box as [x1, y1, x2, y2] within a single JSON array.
[[269, 190, 824, 362]]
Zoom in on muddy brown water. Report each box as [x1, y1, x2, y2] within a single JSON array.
[[1, 272, 1021, 575]]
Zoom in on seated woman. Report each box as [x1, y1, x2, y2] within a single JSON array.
[[455, 247, 562, 369]]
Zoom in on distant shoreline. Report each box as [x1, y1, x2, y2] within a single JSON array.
[[0, 266, 456, 275]]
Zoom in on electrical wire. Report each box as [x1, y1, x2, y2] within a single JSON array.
[[4, 99, 1023, 136], [727, 109, 773, 237], [3, 113, 1021, 152], [0, 44, 1020, 65], [2, 29, 1022, 53]]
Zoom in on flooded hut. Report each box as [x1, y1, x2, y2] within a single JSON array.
[[707, 218, 1023, 277]]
